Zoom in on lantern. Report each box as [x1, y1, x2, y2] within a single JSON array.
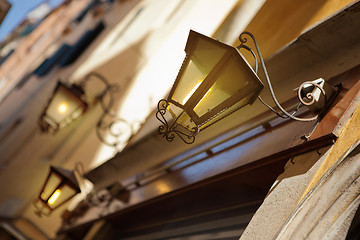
[[34, 166, 81, 216], [39, 73, 133, 148], [39, 82, 87, 133], [156, 30, 339, 144], [156, 30, 264, 144]]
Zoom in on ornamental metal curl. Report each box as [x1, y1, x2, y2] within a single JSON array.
[[83, 72, 132, 148], [96, 115, 132, 147], [297, 81, 326, 106], [156, 99, 198, 144], [237, 31, 319, 122]]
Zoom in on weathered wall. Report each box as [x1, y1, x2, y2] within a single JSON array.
[[240, 75, 360, 239]]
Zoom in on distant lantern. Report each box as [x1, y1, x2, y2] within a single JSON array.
[[38, 73, 133, 148], [39, 82, 87, 133], [156, 30, 264, 144], [34, 166, 81, 216]]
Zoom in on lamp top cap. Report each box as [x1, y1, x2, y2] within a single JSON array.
[[55, 81, 86, 102], [183, 30, 261, 80], [185, 30, 237, 53], [50, 166, 81, 192]]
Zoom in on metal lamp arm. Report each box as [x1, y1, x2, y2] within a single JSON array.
[[82, 72, 132, 148], [82, 72, 117, 114], [238, 32, 318, 122]]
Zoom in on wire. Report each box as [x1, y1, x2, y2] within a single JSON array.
[[238, 32, 319, 122]]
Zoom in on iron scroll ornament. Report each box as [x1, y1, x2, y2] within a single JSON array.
[[297, 81, 326, 106], [237, 31, 327, 122], [156, 99, 198, 144], [82, 72, 132, 148]]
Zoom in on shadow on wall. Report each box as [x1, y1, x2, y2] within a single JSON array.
[[279, 146, 330, 180], [88, 32, 152, 108], [69, 32, 152, 169], [265, 144, 331, 201]]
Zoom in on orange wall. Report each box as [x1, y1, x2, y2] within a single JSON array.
[[236, 0, 355, 59]]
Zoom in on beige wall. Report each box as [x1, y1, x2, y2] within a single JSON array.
[[12, 218, 48, 240]]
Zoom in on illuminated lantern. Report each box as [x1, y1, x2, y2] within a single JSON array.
[[34, 166, 80, 216], [157, 30, 264, 144], [39, 82, 87, 133]]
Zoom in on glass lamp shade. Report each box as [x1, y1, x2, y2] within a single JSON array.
[[40, 82, 87, 133], [34, 166, 80, 216], [166, 30, 264, 132]]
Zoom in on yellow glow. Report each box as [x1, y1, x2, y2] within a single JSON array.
[[181, 80, 213, 111], [57, 103, 68, 114], [182, 81, 202, 105], [156, 182, 171, 194], [195, 87, 212, 110], [48, 189, 61, 205]]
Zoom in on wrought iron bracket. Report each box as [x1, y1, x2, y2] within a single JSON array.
[[237, 31, 335, 122], [82, 72, 132, 148], [156, 99, 198, 144]]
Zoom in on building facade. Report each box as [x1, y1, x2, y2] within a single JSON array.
[[0, 0, 360, 239]]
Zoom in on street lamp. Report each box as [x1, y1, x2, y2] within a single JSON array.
[[156, 30, 337, 144], [39, 72, 132, 148], [34, 166, 80, 216], [39, 82, 87, 134]]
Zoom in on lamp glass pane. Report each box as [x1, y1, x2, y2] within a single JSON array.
[[171, 37, 227, 105], [40, 173, 61, 201], [48, 184, 77, 209], [167, 105, 195, 130], [46, 85, 85, 127], [199, 95, 253, 130], [193, 55, 257, 117]]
